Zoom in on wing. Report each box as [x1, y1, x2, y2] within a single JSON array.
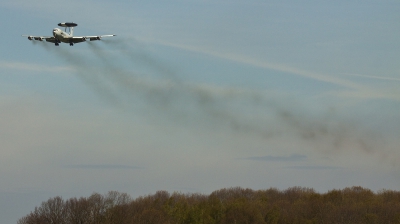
[[82, 35, 116, 41], [68, 37, 88, 43], [61, 35, 115, 43], [22, 35, 56, 42]]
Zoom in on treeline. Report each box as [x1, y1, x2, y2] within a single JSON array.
[[18, 186, 400, 224]]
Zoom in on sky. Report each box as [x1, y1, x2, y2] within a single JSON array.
[[1, 0, 400, 223]]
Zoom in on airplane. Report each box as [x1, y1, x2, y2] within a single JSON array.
[[22, 22, 116, 46]]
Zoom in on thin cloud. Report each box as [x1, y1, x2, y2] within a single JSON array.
[[245, 154, 307, 162], [286, 165, 341, 170], [340, 73, 400, 82], [151, 41, 400, 101], [64, 164, 142, 170], [153, 41, 363, 90], [325, 89, 400, 101]]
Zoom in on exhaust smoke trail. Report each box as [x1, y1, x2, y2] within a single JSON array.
[[102, 38, 180, 82], [39, 42, 122, 107], [38, 40, 397, 164]]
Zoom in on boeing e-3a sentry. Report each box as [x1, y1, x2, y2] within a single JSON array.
[[22, 22, 116, 46]]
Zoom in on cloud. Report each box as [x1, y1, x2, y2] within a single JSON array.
[[245, 154, 307, 162], [326, 89, 400, 101], [340, 73, 400, 82], [63, 164, 142, 170], [285, 165, 341, 170], [151, 41, 362, 89], [150, 41, 400, 101]]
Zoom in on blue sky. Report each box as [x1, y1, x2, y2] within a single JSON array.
[[1, 0, 400, 222]]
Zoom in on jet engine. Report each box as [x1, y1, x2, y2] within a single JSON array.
[[89, 36, 101, 41]]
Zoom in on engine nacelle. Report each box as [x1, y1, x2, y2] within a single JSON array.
[[34, 37, 44, 41], [89, 36, 101, 41], [28, 36, 33, 40]]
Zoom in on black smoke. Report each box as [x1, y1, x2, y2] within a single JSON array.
[[36, 39, 394, 164]]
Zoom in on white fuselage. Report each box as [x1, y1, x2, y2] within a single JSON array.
[[53, 28, 72, 43]]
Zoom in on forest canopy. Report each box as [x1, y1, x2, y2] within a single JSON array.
[[18, 186, 400, 224]]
